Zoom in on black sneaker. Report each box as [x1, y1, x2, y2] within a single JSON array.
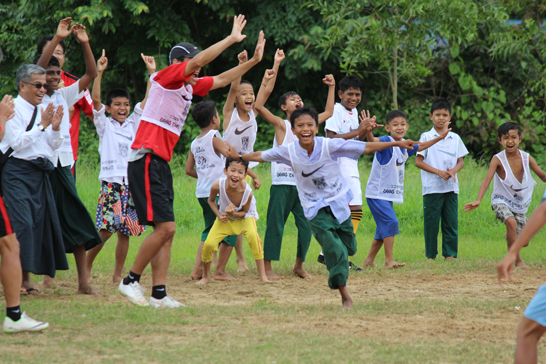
[[349, 261, 363, 272], [317, 254, 325, 265]]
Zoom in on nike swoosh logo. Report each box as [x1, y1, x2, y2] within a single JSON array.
[[113, 131, 133, 141], [157, 288, 165, 291], [235, 125, 253, 135], [510, 185, 528, 192], [302, 164, 325, 178], [396, 159, 405, 166], [438, 150, 456, 157]]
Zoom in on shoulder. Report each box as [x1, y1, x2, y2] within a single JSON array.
[[153, 63, 191, 89], [193, 77, 214, 97], [61, 71, 79, 85], [378, 135, 391, 142]]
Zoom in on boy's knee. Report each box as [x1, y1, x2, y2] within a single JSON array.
[[505, 217, 518, 231], [201, 240, 217, 263], [518, 317, 546, 341], [155, 222, 176, 239], [0, 234, 19, 257]]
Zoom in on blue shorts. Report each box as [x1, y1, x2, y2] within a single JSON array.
[[366, 198, 399, 240], [524, 283, 546, 327]]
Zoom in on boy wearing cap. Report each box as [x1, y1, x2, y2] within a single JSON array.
[[118, 15, 266, 308]]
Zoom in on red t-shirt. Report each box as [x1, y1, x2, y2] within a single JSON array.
[[61, 70, 94, 161], [131, 62, 213, 162]]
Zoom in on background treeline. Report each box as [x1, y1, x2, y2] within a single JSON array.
[[1, 0, 545, 166]]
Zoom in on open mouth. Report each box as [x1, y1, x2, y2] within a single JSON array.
[[295, 103, 302, 109], [301, 132, 312, 141], [230, 176, 239, 186], [245, 101, 253, 108]]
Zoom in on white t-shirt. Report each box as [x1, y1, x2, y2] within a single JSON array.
[[223, 109, 258, 168], [218, 176, 258, 220], [271, 120, 297, 186], [417, 127, 469, 195], [325, 103, 360, 177], [191, 130, 226, 198]]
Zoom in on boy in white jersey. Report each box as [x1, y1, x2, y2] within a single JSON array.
[[186, 100, 237, 281], [222, 50, 263, 272], [465, 122, 546, 269], [197, 157, 269, 284], [36, 18, 103, 294], [363, 110, 450, 269], [85, 51, 153, 283], [238, 107, 415, 308], [319, 75, 365, 270], [254, 50, 335, 280], [416, 98, 468, 261]]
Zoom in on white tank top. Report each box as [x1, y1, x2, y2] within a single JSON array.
[[365, 136, 408, 204], [223, 110, 258, 168], [218, 176, 258, 220], [271, 120, 297, 186], [491, 150, 536, 213], [288, 138, 350, 209], [191, 130, 226, 198], [98, 117, 139, 183]]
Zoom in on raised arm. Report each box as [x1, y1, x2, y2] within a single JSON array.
[[92, 50, 107, 111], [0, 95, 15, 142], [359, 110, 383, 142], [364, 139, 416, 154], [463, 157, 500, 212], [417, 124, 451, 152], [255, 69, 286, 134], [140, 53, 156, 110], [37, 18, 73, 70], [327, 111, 376, 141], [222, 50, 247, 131], [72, 24, 98, 92], [185, 151, 198, 179], [529, 155, 546, 182], [318, 75, 335, 124]]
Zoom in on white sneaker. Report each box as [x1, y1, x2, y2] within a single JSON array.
[[149, 296, 187, 309], [118, 281, 149, 306], [4, 312, 49, 333]]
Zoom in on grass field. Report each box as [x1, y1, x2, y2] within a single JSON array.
[[3, 156, 546, 363]]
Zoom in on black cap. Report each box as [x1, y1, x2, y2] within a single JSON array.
[[169, 42, 200, 64]]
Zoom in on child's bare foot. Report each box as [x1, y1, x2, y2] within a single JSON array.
[[78, 284, 102, 295], [42, 275, 56, 289], [427, 258, 435, 262], [213, 271, 236, 281], [266, 270, 284, 280], [385, 261, 405, 269], [237, 260, 250, 272], [196, 277, 210, 285], [339, 286, 353, 309], [362, 260, 376, 268], [293, 267, 312, 279], [445, 256, 457, 261], [112, 275, 123, 284], [190, 269, 203, 280], [516, 261, 530, 270], [260, 276, 272, 283]]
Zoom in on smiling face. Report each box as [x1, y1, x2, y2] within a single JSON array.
[[45, 65, 62, 95], [224, 160, 248, 189], [338, 87, 362, 111], [19, 73, 48, 106], [281, 94, 304, 115], [292, 114, 319, 149], [235, 83, 255, 112], [385, 116, 409, 141], [430, 108, 451, 132], [105, 96, 131, 123], [499, 129, 522, 154]]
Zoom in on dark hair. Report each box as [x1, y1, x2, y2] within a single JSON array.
[[191, 100, 217, 129], [290, 106, 318, 128], [105, 89, 131, 106], [339, 75, 362, 93], [278, 91, 299, 109], [37, 36, 66, 55], [386, 110, 407, 124], [430, 98, 451, 114], [497, 122, 521, 138], [225, 157, 249, 172], [32, 55, 60, 68], [240, 80, 252, 87]]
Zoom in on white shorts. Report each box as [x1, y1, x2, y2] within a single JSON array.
[[346, 175, 362, 206]]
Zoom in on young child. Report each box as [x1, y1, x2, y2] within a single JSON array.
[[238, 107, 415, 308], [36, 18, 102, 294], [415, 98, 468, 261], [85, 51, 152, 283], [222, 50, 262, 273], [363, 110, 450, 269], [118, 15, 265, 308], [319, 75, 365, 270], [464, 122, 546, 269], [254, 49, 335, 280], [185, 100, 236, 281], [197, 157, 268, 284], [497, 193, 546, 364]]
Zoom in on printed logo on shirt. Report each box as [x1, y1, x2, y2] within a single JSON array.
[[113, 131, 133, 142], [241, 136, 250, 152], [302, 164, 325, 178], [396, 159, 405, 166], [235, 125, 253, 135], [510, 185, 528, 192], [118, 142, 129, 157]]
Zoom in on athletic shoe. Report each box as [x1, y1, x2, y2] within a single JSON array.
[[118, 281, 149, 306], [349, 261, 363, 272], [149, 296, 187, 309], [3, 312, 49, 333], [317, 253, 325, 265]]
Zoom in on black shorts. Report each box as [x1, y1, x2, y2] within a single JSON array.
[[128, 153, 174, 226], [0, 194, 13, 237]]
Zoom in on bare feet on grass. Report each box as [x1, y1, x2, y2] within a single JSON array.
[[385, 261, 405, 269], [196, 277, 210, 285], [237, 259, 250, 272], [266, 270, 284, 280], [213, 271, 237, 281], [362, 260, 376, 268], [445, 256, 457, 261], [293, 267, 312, 279], [190, 269, 203, 280], [339, 286, 353, 310], [427, 258, 435, 262], [78, 284, 102, 295], [515, 261, 530, 270]]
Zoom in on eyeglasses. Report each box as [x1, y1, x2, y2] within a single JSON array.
[[23, 82, 49, 90], [53, 51, 65, 57]]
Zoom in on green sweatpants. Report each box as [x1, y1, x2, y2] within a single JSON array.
[[308, 207, 357, 289], [264, 185, 312, 262], [423, 192, 458, 259], [198, 198, 236, 246]]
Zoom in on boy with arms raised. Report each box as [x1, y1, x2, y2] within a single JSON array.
[[464, 122, 546, 269], [255, 49, 335, 279], [118, 15, 265, 308], [36, 18, 102, 294], [363, 110, 450, 269], [415, 98, 468, 261], [185, 100, 237, 281], [198, 157, 268, 284], [85, 51, 152, 283], [237, 107, 415, 308]]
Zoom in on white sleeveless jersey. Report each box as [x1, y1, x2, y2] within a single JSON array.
[[191, 130, 225, 198], [491, 150, 536, 214], [365, 136, 408, 204], [325, 103, 360, 178], [288, 138, 350, 210], [223, 109, 258, 168], [218, 176, 258, 220], [271, 120, 297, 186]]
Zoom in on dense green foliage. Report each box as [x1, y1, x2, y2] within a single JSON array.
[[0, 0, 545, 165]]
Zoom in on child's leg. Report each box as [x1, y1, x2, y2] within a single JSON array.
[[517, 283, 546, 363], [74, 244, 100, 295], [234, 234, 249, 272], [113, 232, 130, 283], [292, 195, 313, 278], [263, 185, 291, 280], [423, 193, 444, 259], [363, 239, 383, 268], [0, 234, 22, 307], [441, 192, 458, 259], [86, 229, 113, 276], [213, 243, 236, 281], [198, 219, 233, 284], [191, 241, 205, 280], [506, 213, 529, 269], [241, 218, 269, 282], [383, 236, 405, 268]]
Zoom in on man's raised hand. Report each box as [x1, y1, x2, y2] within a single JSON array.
[[97, 49, 108, 73], [323, 74, 335, 87], [140, 53, 156, 73], [73, 23, 89, 43], [51, 105, 64, 131], [56, 17, 73, 39], [230, 15, 247, 43]]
